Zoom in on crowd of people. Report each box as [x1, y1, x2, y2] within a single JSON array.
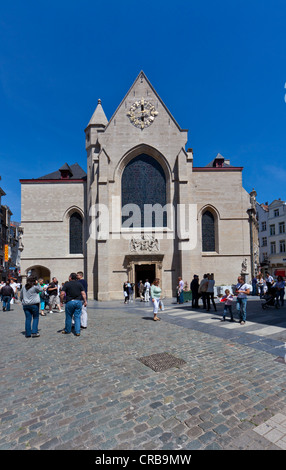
[[122, 271, 285, 326], [190, 271, 285, 324], [0, 272, 88, 338], [1, 268, 285, 336], [123, 280, 152, 304], [253, 272, 285, 306], [189, 273, 217, 312]]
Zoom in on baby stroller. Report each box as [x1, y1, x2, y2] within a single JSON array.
[[261, 285, 279, 309]]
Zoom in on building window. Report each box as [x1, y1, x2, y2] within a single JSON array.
[[270, 241, 276, 254], [280, 240, 286, 253], [261, 221, 266, 231], [69, 212, 83, 254], [263, 252, 268, 260], [279, 222, 285, 234], [270, 224, 275, 236], [261, 237, 267, 247], [121, 154, 167, 227], [274, 209, 279, 217], [202, 210, 215, 252]]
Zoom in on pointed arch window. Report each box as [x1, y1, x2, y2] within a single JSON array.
[[121, 154, 167, 227], [202, 210, 215, 252], [69, 212, 83, 254]]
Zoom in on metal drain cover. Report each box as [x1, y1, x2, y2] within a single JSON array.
[[137, 352, 186, 372]]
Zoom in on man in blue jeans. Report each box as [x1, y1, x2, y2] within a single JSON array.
[[235, 276, 251, 325], [1, 280, 14, 311], [60, 273, 87, 336]]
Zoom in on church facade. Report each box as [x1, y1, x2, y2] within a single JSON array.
[[20, 71, 257, 300]]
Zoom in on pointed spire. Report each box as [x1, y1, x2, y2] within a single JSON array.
[[88, 99, 108, 127]]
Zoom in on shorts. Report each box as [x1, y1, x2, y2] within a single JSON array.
[[49, 294, 60, 306]]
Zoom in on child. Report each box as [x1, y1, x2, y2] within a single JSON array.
[[220, 289, 234, 321]]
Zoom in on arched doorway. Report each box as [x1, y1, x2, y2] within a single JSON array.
[[26, 265, 51, 283]]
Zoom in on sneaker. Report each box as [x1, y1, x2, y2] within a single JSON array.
[[59, 309, 64, 312], [49, 311, 53, 314], [32, 333, 40, 338]]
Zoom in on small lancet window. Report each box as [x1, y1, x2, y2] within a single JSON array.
[[69, 212, 83, 254], [202, 210, 215, 252]]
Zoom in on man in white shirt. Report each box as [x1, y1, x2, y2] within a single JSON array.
[[10, 280, 18, 303], [235, 276, 251, 325], [144, 279, 150, 302], [265, 272, 274, 291]]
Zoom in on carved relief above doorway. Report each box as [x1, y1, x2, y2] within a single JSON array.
[[129, 234, 160, 253]]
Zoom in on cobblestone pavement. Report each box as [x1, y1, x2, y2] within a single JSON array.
[[1, 296, 286, 451]]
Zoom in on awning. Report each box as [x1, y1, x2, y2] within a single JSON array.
[[274, 269, 286, 277]]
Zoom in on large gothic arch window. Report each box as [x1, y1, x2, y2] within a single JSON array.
[[69, 212, 83, 254], [121, 154, 167, 227], [202, 210, 216, 252]]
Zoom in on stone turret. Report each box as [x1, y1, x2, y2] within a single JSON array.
[[85, 99, 108, 151]]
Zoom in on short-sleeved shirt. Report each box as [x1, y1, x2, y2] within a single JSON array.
[[78, 278, 87, 294], [236, 283, 251, 298], [179, 280, 184, 292], [62, 281, 84, 302], [48, 282, 58, 296]]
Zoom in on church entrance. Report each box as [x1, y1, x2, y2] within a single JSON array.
[[135, 264, 156, 297]]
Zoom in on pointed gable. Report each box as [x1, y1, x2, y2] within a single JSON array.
[[105, 70, 185, 132]]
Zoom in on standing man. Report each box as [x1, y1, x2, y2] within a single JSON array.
[[265, 272, 274, 291], [235, 276, 251, 325], [198, 274, 208, 309], [144, 279, 150, 302], [206, 273, 217, 312], [77, 271, 88, 329], [10, 278, 18, 304], [138, 280, 144, 301], [60, 273, 87, 336], [1, 280, 14, 311], [190, 275, 199, 308], [48, 277, 63, 313]]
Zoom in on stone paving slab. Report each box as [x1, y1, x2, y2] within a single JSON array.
[[0, 297, 286, 452]]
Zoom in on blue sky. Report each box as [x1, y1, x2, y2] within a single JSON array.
[[1, 0, 286, 221]]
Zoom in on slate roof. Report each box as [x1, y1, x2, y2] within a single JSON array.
[[38, 163, 87, 180]]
